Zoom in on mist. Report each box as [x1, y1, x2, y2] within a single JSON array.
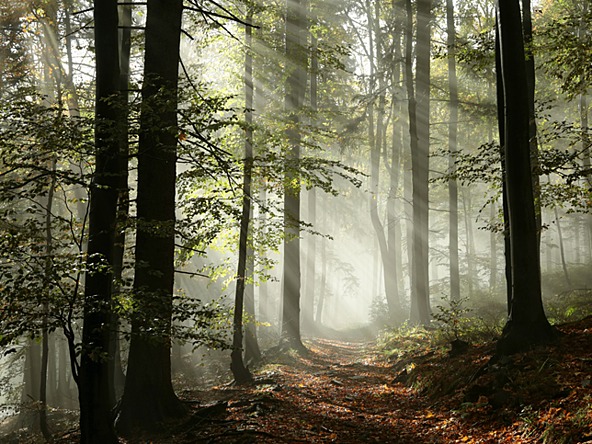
[[1, 0, 591, 442]]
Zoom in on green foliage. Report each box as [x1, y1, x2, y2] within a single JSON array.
[[432, 298, 473, 342], [368, 295, 390, 327], [544, 288, 592, 325], [538, 7, 592, 98], [0, 92, 91, 348], [378, 322, 441, 360]]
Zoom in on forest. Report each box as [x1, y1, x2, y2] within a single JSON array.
[[0, 0, 591, 442]]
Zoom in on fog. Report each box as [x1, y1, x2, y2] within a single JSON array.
[[1, 0, 591, 440]]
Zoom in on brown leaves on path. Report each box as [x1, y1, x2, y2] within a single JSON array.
[[180, 317, 592, 444], [48, 316, 592, 443], [175, 338, 467, 443]]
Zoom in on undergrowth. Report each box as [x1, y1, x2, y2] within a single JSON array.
[[377, 294, 592, 444]]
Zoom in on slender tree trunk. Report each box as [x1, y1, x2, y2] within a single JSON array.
[[19, 340, 41, 431], [244, 249, 261, 363], [315, 194, 327, 325], [580, 93, 592, 262], [521, 0, 541, 244], [231, 8, 256, 384], [257, 186, 270, 323], [495, 17, 513, 314], [446, 0, 460, 302], [40, 156, 57, 442], [462, 188, 475, 297], [116, 0, 186, 433], [387, 2, 404, 320], [79, 0, 121, 441], [489, 201, 498, 291], [303, 16, 318, 332], [553, 205, 572, 287]]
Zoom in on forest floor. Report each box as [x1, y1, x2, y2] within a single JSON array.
[[5, 316, 592, 443]]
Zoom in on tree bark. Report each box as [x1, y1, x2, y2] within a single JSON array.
[[281, 0, 307, 350], [446, 0, 460, 302], [231, 8, 256, 384], [115, 0, 186, 434], [107, 0, 133, 408], [79, 0, 121, 441], [495, 17, 513, 314], [302, 14, 319, 331], [495, 0, 554, 355], [409, 0, 431, 325]]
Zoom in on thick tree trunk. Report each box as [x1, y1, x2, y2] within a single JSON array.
[[495, 0, 554, 355], [115, 0, 186, 433], [78, 0, 121, 441]]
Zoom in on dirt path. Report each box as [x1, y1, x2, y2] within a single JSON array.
[[178, 338, 447, 444]]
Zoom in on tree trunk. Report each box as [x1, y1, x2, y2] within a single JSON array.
[[368, 0, 402, 321], [580, 93, 592, 262], [244, 249, 262, 364], [553, 205, 572, 287], [446, 0, 460, 302], [231, 8, 256, 384], [495, 0, 554, 355], [107, 0, 132, 409], [40, 156, 57, 442], [78, 0, 121, 441], [489, 201, 498, 291], [388, 2, 404, 319], [302, 17, 319, 332], [115, 0, 186, 434], [495, 18, 513, 314], [18, 340, 41, 432], [281, 0, 307, 350], [409, 0, 431, 325], [521, 0, 542, 244], [462, 188, 475, 297], [315, 193, 327, 325]]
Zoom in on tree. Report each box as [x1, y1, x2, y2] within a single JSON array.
[[495, 0, 555, 354], [78, 0, 121, 441], [368, 0, 403, 322], [446, 0, 460, 303], [281, 0, 307, 350], [230, 5, 255, 385], [410, 0, 432, 325], [115, 0, 186, 433]]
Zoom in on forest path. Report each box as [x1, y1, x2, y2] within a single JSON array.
[[174, 337, 451, 444]]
